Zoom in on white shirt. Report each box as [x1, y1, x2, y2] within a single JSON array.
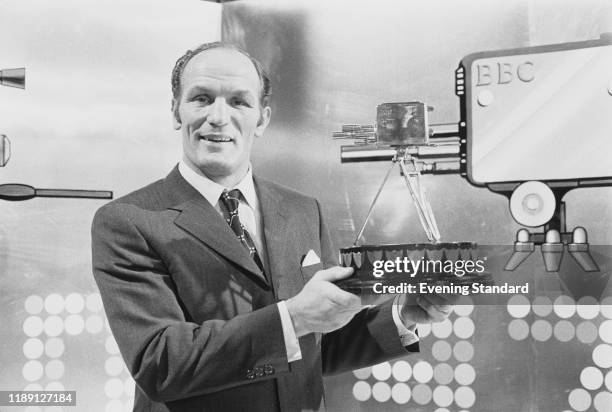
[[178, 160, 418, 363]]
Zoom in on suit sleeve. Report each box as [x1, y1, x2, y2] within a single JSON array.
[[314, 200, 419, 376], [91, 203, 289, 402]]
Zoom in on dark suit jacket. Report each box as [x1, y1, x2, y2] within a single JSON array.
[[91, 166, 416, 411]]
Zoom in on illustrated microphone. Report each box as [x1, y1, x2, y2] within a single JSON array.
[[0, 68, 25, 89], [0, 184, 112, 201]]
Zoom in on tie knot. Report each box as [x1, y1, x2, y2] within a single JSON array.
[[221, 189, 241, 213]]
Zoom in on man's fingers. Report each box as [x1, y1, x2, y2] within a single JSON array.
[[426, 293, 460, 306], [401, 304, 431, 324], [419, 295, 452, 312], [401, 293, 455, 324], [329, 289, 362, 310], [312, 266, 354, 282], [417, 295, 452, 320]]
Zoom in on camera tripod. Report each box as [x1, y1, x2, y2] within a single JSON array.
[[353, 147, 440, 245]]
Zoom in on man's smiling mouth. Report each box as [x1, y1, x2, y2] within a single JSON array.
[[200, 134, 232, 143]]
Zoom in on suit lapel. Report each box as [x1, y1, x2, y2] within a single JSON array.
[[165, 167, 268, 288], [255, 177, 289, 289]]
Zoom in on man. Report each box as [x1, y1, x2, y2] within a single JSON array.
[[92, 42, 453, 411]]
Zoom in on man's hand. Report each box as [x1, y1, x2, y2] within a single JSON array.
[[286, 266, 362, 337], [400, 293, 459, 325]]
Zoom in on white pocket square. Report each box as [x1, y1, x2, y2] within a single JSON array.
[[301, 249, 321, 267]]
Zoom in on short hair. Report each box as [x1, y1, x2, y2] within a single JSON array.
[[171, 42, 272, 116]]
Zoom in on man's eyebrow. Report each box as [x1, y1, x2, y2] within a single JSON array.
[[184, 86, 256, 100], [233, 90, 257, 101], [184, 85, 213, 96]]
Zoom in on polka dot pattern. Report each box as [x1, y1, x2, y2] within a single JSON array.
[[593, 391, 612, 412], [600, 297, 612, 319], [25, 296, 44, 315], [576, 296, 599, 320], [453, 341, 474, 362], [352, 381, 371, 402], [372, 382, 391, 402], [23, 339, 44, 360], [554, 320, 575, 342], [531, 319, 552, 342], [20, 292, 132, 407], [432, 319, 453, 339], [432, 385, 453, 408], [580, 367, 603, 390], [413, 361, 433, 384], [599, 320, 612, 343], [433, 363, 454, 385], [412, 384, 432, 405], [508, 319, 530, 341], [593, 344, 612, 369], [371, 362, 391, 381], [391, 361, 411, 382], [532, 296, 552, 317], [432, 340, 452, 362], [554, 295, 576, 319], [391, 383, 410, 404], [453, 317, 475, 339], [351, 305, 480, 409], [568, 388, 592, 411], [507, 295, 530, 318], [455, 364, 476, 386], [577, 321, 599, 344], [454, 386, 476, 408]]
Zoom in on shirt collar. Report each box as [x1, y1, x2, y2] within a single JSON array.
[[178, 160, 258, 209]]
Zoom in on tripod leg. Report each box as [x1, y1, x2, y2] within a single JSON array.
[[411, 158, 440, 241], [352, 160, 397, 246], [398, 160, 435, 241]]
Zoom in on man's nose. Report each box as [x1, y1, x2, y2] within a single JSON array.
[[207, 98, 229, 127]]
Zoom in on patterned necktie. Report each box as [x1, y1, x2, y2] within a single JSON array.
[[220, 189, 265, 275]]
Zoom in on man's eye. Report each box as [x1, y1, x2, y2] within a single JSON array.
[[193, 95, 211, 104], [232, 98, 250, 107]]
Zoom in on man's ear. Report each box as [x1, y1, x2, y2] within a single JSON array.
[[171, 99, 181, 130], [254, 105, 271, 138]]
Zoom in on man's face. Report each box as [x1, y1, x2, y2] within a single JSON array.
[[173, 47, 271, 184]]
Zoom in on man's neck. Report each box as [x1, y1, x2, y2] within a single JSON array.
[[183, 157, 249, 189]]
